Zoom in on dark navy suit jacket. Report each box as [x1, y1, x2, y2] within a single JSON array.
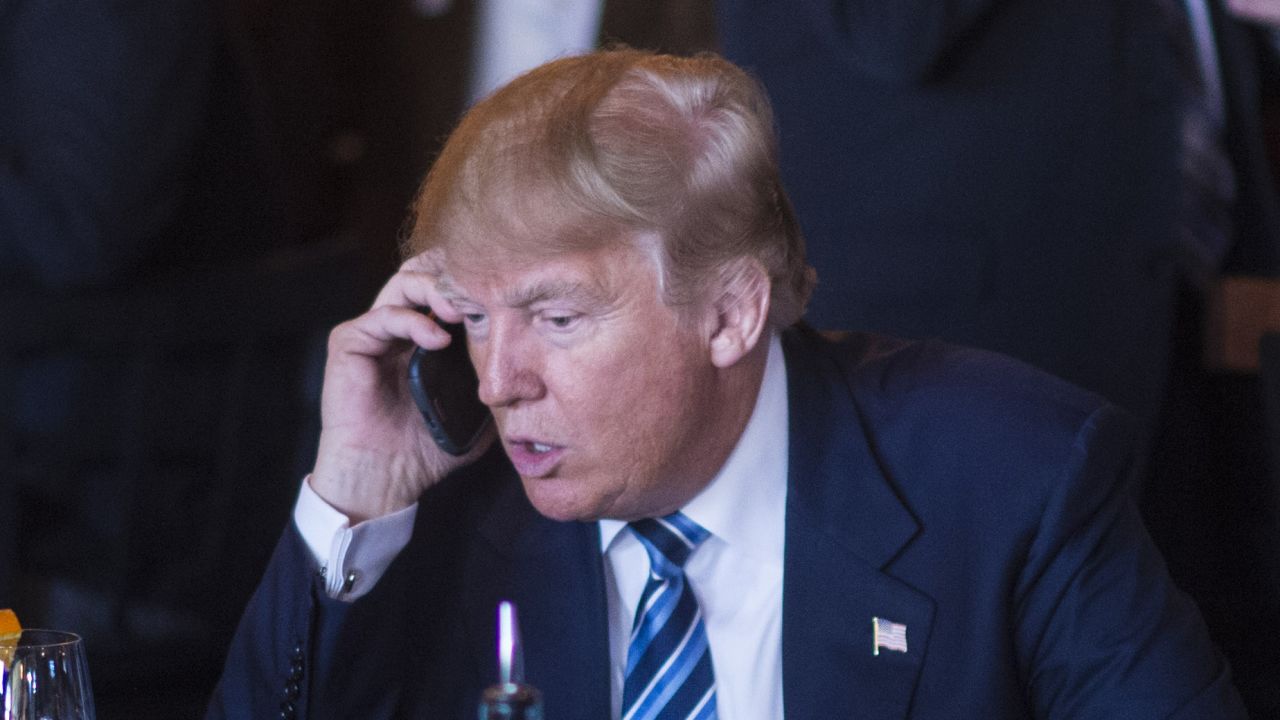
[[208, 327, 1246, 718]]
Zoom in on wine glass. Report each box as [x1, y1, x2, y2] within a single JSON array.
[[1, 630, 96, 720]]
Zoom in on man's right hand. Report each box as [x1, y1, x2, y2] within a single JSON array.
[[309, 252, 493, 523]]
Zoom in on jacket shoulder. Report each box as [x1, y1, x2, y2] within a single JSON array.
[[796, 327, 1138, 507]]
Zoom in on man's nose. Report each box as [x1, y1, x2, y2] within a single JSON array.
[[474, 326, 544, 408]]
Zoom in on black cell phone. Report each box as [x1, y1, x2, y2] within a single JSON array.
[[407, 319, 493, 456]]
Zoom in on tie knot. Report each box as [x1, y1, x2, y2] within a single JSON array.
[[629, 513, 710, 577]]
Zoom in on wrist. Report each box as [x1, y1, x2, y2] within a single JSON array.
[[310, 445, 426, 523]]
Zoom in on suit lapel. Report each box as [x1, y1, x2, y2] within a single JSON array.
[[781, 328, 936, 719], [467, 472, 613, 720]]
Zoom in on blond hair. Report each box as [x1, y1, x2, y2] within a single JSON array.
[[404, 49, 814, 327]]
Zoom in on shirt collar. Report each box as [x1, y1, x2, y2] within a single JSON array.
[[599, 332, 789, 566]]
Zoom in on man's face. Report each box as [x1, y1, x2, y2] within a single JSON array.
[[438, 241, 734, 522]]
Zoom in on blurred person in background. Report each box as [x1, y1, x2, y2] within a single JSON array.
[[1, 0, 287, 714], [0, 1, 278, 291], [716, 0, 1279, 437]]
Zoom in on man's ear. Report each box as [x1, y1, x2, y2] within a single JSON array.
[[707, 259, 771, 369]]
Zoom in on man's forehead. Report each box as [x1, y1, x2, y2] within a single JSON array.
[[434, 247, 649, 308], [436, 273, 607, 308]]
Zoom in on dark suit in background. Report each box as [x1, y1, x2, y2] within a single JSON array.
[[208, 328, 1245, 719], [716, 0, 1247, 434], [0, 0, 281, 291]]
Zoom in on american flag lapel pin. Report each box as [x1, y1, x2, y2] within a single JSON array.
[[873, 616, 908, 656]]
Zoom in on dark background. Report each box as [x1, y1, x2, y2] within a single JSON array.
[[2, 0, 1279, 717]]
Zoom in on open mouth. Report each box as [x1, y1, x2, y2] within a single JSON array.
[[505, 437, 566, 477]]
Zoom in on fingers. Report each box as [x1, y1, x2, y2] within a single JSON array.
[[371, 253, 464, 325], [310, 251, 481, 517], [328, 304, 452, 359], [370, 269, 440, 311], [328, 249, 471, 375]]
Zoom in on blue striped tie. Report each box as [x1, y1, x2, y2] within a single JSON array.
[[622, 513, 717, 720]]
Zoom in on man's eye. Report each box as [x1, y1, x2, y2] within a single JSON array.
[[543, 314, 579, 330], [462, 313, 486, 325]]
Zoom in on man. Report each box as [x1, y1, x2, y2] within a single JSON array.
[[208, 50, 1246, 719]]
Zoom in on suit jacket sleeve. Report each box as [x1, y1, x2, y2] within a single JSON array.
[[207, 517, 428, 720], [1012, 405, 1247, 719], [205, 523, 324, 720], [204, 447, 521, 719]]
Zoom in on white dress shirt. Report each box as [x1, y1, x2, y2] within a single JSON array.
[[293, 334, 789, 719], [598, 334, 788, 719]]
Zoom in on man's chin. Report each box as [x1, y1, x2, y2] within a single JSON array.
[[519, 475, 611, 523]]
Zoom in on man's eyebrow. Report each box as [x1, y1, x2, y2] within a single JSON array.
[[503, 279, 607, 308], [433, 275, 465, 301]]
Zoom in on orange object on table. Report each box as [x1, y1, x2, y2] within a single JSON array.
[[0, 608, 21, 666]]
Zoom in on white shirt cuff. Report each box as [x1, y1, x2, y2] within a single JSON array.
[[292, 476, 418, 601]]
